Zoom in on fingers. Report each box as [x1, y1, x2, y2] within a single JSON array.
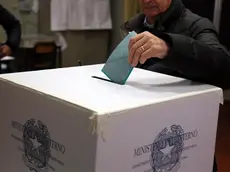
[[128, 32, 145, 50], [128, 32, 162, 66], [128, 32, 150, 65], [128, 37, 146, 64], [131, 42, 151, 66], [139, 48, 153, 64]]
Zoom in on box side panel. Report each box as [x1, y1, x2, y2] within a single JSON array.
[[95, 91, 220, 172], [0, 81, 97, 172], [0, 82, 6, 165]]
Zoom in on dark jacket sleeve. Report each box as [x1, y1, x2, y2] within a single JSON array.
[[0, 4, 21, 51], [160, 18, 230, 89]]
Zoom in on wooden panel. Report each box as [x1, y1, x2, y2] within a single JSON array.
[[35, 45, 55, 54]]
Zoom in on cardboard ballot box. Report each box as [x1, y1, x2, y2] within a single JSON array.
[[0, 64, 222, 172]]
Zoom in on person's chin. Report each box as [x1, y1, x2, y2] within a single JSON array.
[[144, 10, 160, 17]]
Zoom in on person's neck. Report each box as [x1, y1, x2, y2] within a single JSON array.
[[146, 16, 155, 24]]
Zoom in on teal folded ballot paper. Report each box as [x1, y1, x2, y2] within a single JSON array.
[[101, 31, 137, 85]]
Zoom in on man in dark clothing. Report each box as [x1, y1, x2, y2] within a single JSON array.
[[0, 4, 21, 58], [121, 0, 230, 90], [121, 0, 228, 171]]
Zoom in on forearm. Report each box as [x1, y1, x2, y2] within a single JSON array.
[[0, 5, 21, 51], [5, 21, 21, 51], [160, 33, 230, 88]]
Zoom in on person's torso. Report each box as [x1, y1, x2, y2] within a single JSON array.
[[121, 8, 204, 78]]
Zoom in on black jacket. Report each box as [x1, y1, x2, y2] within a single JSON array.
[[0, 4, 21, 51], [121, 0, 230, 90]]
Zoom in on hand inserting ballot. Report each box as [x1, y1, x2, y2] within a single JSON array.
[[128, 31, 169, 67]]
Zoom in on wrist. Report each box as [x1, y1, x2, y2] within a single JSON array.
[[159, 41, 169, 59]]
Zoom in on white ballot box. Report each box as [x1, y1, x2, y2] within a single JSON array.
[[0, 64, 222, 172]]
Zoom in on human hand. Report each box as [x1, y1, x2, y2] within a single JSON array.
[[128, 31, 169, 67], [0, 44, 12, 58]]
